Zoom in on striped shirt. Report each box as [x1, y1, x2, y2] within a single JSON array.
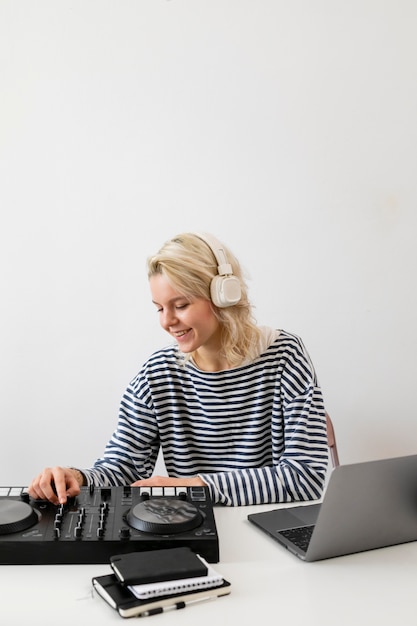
[[82, 329, 329, 506]]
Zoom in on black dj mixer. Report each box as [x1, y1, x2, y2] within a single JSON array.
[[0, 485, 219, 564]]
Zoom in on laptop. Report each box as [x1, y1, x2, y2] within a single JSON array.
[[248, 454, 417, 561]]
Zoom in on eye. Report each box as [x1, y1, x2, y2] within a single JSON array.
[[176, 303, 188, 310]]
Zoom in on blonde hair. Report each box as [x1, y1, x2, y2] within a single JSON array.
[[147, 233, 261, 367]]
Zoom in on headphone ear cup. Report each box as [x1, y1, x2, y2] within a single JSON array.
[[210, 275, 242, 308]]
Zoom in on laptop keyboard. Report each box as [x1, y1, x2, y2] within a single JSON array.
[[279, 525, 314, 552]]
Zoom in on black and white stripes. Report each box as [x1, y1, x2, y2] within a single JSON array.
[[83, 330, 329, 506]]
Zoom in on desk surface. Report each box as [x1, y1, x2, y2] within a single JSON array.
[[1, 500, 415, 625]]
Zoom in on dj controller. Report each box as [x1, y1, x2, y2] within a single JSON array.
[[0, 485, 219, 564]]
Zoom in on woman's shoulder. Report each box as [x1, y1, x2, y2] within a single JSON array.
[[257, 328, 314, 366], [128, 344, 182, 384], [147, 342, 180, 361], [258, 327, 304, 351]]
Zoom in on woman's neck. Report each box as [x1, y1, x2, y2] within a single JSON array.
[[192, 349, 231, 372]]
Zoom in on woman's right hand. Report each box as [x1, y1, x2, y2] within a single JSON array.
[[28, 466, 82, 505]]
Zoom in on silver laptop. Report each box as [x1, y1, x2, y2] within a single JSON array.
[[248, 454, 417, 561]]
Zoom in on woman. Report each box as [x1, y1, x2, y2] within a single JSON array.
[[29, 232, 329, 506]]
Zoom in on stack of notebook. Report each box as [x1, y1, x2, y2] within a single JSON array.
[[92, 546, 231, 618]]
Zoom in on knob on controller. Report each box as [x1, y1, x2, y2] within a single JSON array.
[[119, 527, 131, 539], [126, 497, 203, 534], [0, 500, 39, 535]]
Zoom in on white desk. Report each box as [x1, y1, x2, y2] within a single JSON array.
[[1, 501, 415, 625]]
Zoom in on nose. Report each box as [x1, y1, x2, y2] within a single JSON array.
[[160, 307, 178, 330]]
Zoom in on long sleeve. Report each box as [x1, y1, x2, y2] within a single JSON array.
[[81, 382, 161, 487]]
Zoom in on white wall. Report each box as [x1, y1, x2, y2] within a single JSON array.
[[1, 0, 416, 485]]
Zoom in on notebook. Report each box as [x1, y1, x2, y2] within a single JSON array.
[[93, 573, 231, 618], [248, 454, 417, 562], [128, 557, 224, 599], [110, 547, 208, 585]]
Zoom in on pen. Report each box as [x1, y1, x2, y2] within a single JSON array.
[[139, 594, 217, 617], [140, 601, 186, 616]]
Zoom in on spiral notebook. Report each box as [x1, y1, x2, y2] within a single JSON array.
[[128, 556, 224, 599]]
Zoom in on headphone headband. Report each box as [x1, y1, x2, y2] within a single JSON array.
[[195, 233, 234, 276]]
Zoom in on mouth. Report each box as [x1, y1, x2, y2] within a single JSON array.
[[173, 329, 190, 339]]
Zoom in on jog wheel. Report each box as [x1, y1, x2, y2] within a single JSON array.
[[0, 500, 39, 535], [126, 497, 203, 534]]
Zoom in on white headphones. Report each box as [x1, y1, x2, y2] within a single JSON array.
[[195, 233, 242, 307]]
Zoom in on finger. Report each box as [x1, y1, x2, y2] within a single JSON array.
[[52, 471, 70, 505], [28, 478, 46, 501], [37, 469, 62, 505], [29, 472, 53, 501], [61, 471, 81, 500], [50, 467, 82, 504]]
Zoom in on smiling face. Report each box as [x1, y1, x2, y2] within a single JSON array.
[[150, 273, 222, 356]]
